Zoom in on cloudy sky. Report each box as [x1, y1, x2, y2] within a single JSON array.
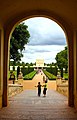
[[21, 17, 67, 63]]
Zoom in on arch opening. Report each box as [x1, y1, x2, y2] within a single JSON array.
[[2, 10, 74, 108], [8, 16, 68, 104]]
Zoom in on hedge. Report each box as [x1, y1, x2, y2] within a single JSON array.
[[21, 66, 34, 76], [43, 70, 56, 80], [24, 70, 37, 80], [46, 66, 57, 76]]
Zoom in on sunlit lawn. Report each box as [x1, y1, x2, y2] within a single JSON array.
[[63, 73, 68, 79], [8, 71, 17, 79]]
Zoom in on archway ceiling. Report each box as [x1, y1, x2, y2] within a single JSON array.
[[0, 0, 77, 29]]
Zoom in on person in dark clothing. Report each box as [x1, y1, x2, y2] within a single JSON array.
[[35, 82, 42, 97]]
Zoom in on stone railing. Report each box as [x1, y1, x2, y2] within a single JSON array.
[[56, 83, 68, 96], [8, 84, 23, 97], [56, 77, 68, 96]]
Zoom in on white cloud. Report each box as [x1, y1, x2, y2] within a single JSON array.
[[21, 17, 67, 63], [23, 17, 66, 46], [22, 45, 66, 63]]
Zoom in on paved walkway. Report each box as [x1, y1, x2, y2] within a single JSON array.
[[1, 70, 77, 119], [23, 70, 56, 90], [0, 90, 77, 120]]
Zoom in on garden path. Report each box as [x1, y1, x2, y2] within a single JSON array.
[[23, 69, 56, 90]]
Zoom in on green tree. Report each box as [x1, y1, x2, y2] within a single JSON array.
[[10, 23, 30, 64], [55, 46, 68, 77], [30, 62, 33, 66], [21, 62, 25, 66]]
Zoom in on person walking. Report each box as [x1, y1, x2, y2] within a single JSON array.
[[43, 76, 45, 83], [43, 80, 47, 97], [35, 82, 42, 97]]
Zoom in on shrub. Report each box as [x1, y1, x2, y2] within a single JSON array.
[[13, 66, 15, 71], [21, 67, 27, 76], [17, 66, 20, 79]]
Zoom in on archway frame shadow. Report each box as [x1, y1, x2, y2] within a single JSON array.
[[3, 9, 74, 107]]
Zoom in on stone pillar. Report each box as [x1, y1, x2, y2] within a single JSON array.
[[0, 28, 4, 108], [56, 72, 61, 85], [73, 30, 77, 109], [18, 72, 23, 85], [2, 30, 9, 107], [68, 31, 74, 107]]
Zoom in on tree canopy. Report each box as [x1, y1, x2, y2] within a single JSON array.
[[55, 46, 68, 77], [10, 23, 30, 63]]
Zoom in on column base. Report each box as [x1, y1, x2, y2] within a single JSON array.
[[74, 95, 77, 109], [0, 95, 2, 108]]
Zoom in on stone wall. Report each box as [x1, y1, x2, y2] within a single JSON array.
[[8, 84, 23, 97]]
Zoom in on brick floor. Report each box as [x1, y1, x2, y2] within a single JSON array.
[[0, 90, 77, 120]]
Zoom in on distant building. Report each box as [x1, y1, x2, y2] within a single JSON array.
[[36, 59, 44, 67], [9, 59, 48, 71]]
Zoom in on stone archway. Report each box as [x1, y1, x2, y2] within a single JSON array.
[[2, 10, 74, 107]]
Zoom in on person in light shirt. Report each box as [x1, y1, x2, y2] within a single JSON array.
[[43, 80, 47, 97]]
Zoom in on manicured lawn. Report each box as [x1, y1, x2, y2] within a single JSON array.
[[43, 70, 56, 80], [63, 73, 68, 80], [8, 70, 37, 80], [8, 71, 17, 79], [23, 70, 37, 80]]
